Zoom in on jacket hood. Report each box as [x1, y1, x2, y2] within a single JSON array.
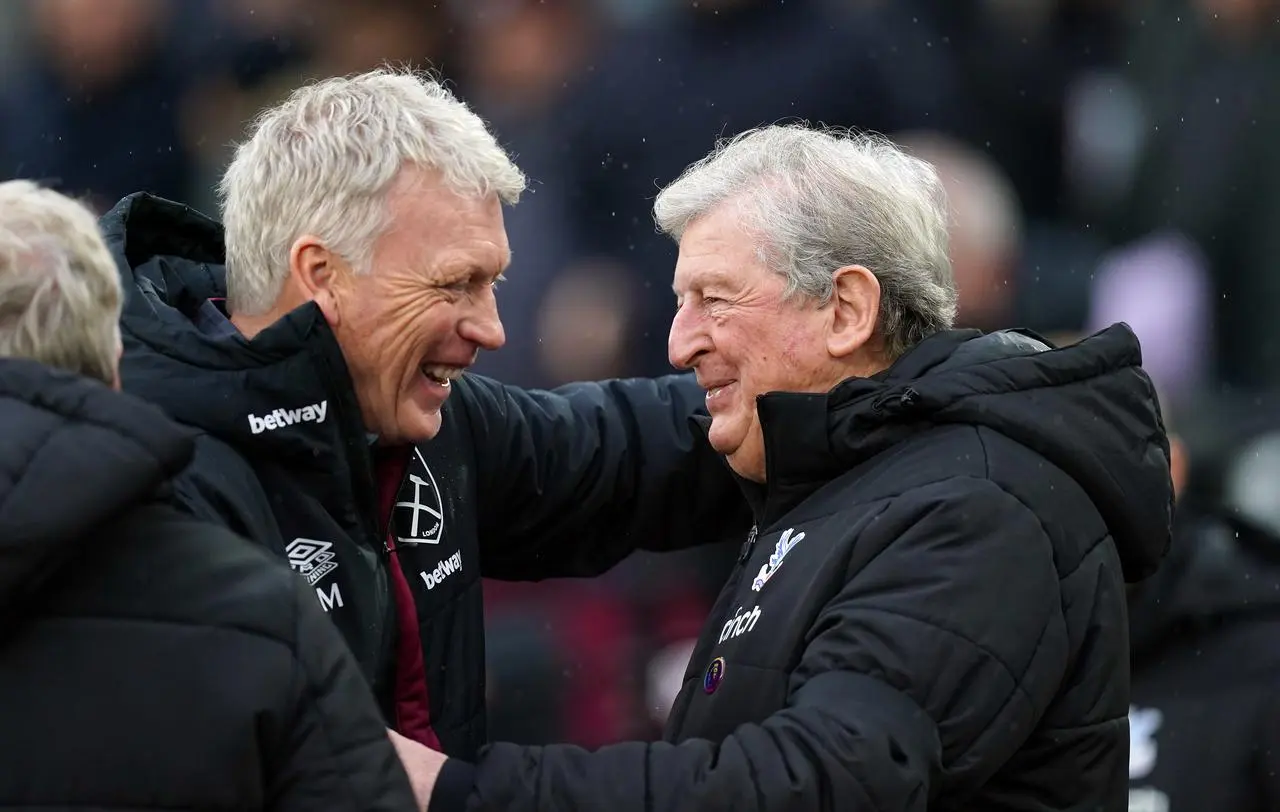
[[748, 325, 1173, 583], [99, 193, 372, 491], [0, 359, 194, 617]]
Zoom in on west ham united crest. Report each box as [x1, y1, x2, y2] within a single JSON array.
[[393, 449, 445, 545], [703, 657, 726, 694]]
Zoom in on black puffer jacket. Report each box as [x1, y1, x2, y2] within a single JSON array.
[[0, 359, 416, 812], [443, 326, 1173, 812]]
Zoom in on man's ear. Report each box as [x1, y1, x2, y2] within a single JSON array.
[[289, 234, 344, 326], [826, 264, 880, 359]]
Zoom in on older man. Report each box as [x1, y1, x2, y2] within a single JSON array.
[[420, 125, 1174, 811], [102, 67, 748, 784], [0, 180, 415, 810]]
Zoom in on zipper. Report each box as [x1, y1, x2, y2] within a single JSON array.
[[670, 523, 759, 732], [871, 386, 921, 414], [366, 451, 414, 724], [322, 352, 398, 722], [737, 524, 759, 564]]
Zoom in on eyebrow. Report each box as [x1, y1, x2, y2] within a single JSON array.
[[672, 269, 733, 296], [441, 253, 511, 281]]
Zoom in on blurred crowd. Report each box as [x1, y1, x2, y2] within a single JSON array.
[[3, 0, 1279, 758]]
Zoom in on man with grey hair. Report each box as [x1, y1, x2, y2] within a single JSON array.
[[101, 67, 748, 804], [416, 124, 1174, 811], [0, 180, 417, 810]]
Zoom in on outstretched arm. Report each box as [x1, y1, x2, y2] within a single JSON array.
[[460, 373, 752, 580]]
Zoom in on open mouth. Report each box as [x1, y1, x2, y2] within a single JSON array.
[[421, 364, 465, 389], [703, 380, 738, 403]]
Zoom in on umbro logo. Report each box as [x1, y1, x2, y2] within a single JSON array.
[[286, 538, 344, 613], [285, 537, 338, 586]]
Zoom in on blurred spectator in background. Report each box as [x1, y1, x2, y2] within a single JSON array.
[[1085, 0, 1280, 390], [0, 179, 415, 812], [914, 0, 1126, 334], [1128, 401, 1280, 811], [897, 131, 1024, 332], [0, 0, 199, 212], [180, 0, 453, 213], [456, 0, 606, 389], [1086, 232, 1214, 408]]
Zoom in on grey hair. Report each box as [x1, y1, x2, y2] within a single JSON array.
[[218, 66, 528, 316], [654, 124, 957, 359], [0, 180, 122, 385]]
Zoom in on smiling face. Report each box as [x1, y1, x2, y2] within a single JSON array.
[[669, 204, 869, 482], [314, 168, 509, 444]]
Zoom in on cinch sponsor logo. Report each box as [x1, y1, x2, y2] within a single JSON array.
[[420, 551, 462, 591], [247, 401, 328, 434], [719, 604, 761, 643]]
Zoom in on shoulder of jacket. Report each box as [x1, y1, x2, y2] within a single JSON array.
[[438, 373, 499, 435], [448, 373, 502, 412], [100, 502, 303, 643], [167, 430, 281, 541], [184, 431, 262, 476], [891, 424, 1084, 505]]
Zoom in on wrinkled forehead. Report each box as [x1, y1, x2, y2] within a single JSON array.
[[671, 235, 773, 303], [669, 199, 773, 293], [380, 180, 512, 273], [671, 260, 738, 297]]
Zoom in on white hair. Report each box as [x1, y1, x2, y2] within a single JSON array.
[[0, 180, 122, 385], [654, 124, 957, 359], [218, 67, 528, 315]]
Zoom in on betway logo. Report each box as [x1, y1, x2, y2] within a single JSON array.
[[247, 401, 328, 434], [420, 551, 462, 591]]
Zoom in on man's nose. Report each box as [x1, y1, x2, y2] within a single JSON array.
[[461, 286, 506, 351], [668, 303, 708, 370]]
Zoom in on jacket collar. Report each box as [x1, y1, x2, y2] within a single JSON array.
[[103, 192, 381, 513]]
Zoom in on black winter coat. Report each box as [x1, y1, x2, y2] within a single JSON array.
[[100, 193, 750, 760], [449, 327, 1173, 812], [0, 359, 416, 812]]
